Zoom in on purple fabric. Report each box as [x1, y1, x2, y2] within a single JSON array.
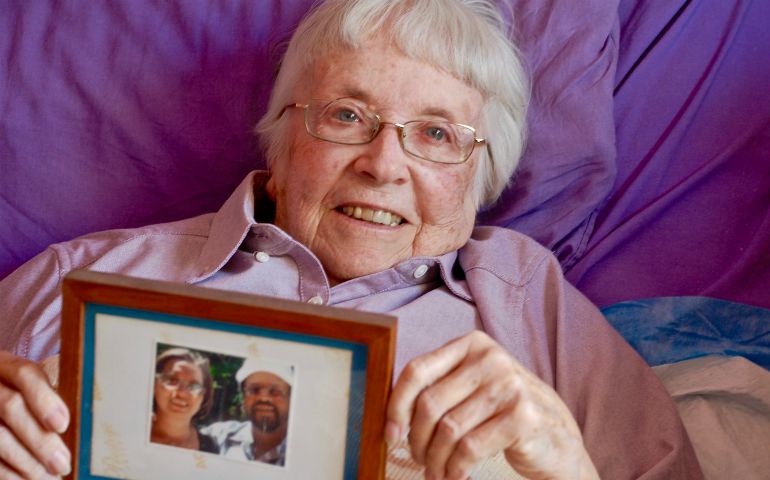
[[0, 0, 314, 278], [480, 0, 619, 269], [565, 0, 770, 309]]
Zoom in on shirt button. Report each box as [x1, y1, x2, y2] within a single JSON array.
[[254, 251, 270, 263], [413, 264, 429, 279], [308, 295, 324, 305]]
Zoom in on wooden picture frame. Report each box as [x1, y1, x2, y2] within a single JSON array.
[[60, 270, 396, 479]]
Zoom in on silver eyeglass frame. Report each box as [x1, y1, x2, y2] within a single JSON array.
[[278, 101, 489, 165]]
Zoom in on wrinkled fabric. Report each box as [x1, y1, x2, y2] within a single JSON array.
[[566, 0, 770, 309], [603, 296, 770, 369], [479, 0, 619, 267], [654, 355, 770, 480], [0, 0, 314, 278], [0, 171, 702, 478]]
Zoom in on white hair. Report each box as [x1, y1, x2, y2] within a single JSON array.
[[256, 0, 529, 209]]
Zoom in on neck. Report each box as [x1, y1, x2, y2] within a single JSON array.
[[251, 427, 285, 457], [152, 415, 197, 446]]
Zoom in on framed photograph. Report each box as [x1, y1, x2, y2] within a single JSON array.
[[59, 270, 396, 480]]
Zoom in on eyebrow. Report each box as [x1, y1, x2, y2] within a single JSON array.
[[333, 85, 459, 122]]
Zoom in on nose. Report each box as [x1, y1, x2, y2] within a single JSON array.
[[172, 387, 190, 398], [352, 123, 410, 185]]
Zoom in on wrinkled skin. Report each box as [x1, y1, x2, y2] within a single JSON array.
[[267, 42, 481, 284]]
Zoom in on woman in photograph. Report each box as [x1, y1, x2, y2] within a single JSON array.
[[151, 347, 218, 453]]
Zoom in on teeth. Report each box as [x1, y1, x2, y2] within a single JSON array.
[[340, 206, 403, 226]]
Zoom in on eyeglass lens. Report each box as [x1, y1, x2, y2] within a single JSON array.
[[156, 374, 204, 395], [306, 98, 477, 164]]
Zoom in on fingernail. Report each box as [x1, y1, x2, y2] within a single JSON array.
[[48, 449, 71, 476], [385, 420, 401, 447], [45, 404, 69, 433]]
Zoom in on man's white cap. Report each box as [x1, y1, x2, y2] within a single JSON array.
[[235, 357, 294, 386]]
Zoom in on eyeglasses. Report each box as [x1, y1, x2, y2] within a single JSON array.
[[280, 98, 487, 164], [243, 383, 289, 400], [155, 373, 204, 396]]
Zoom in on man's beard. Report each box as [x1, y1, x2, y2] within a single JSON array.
[[250, 402, 282, 433]]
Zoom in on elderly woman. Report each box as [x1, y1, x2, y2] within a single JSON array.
[[0, 0, 701, 479], [151, 348, 218, 453]]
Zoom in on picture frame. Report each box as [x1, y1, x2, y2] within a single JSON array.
[[59, 270, 396, 480]]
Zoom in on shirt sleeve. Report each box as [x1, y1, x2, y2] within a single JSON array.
[[0, 246, 65, 360], [522, 255, 704, 479]]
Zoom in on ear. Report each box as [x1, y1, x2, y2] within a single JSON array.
[[266, 175, 277, 202]]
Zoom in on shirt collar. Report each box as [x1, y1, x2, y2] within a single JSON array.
[[228, 423, 287, 463], [435, 250, 473, 302], [189, 171, 268, 283], [187, 169, 473, 302]]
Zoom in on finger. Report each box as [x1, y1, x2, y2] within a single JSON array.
[[387, 334, 475, 444], [0, 423, 59, 480], [0, 459, 25, 480], [445, 410, 527, 480], [0, 385, 71, 477], [422, 351, 523, 477], [409, 346, 503, 465], [407, 356, 483, 464], [423, 381, 516, 479], [501, 401, 586, 480], [0, 353, 69, 434]]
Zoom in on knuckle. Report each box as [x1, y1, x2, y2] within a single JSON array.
[[436, 413, 463, 441], [456, 434, 484, 462], [480, 347, 511, 369], [446, 464, 471, 480], [467, 329, 491, 345], [0, 392, 25, 420], [31, 430, 57, 454], [14, 362, 42, 387], [415, 390, 443, 420], [401, 359, 427, 384]]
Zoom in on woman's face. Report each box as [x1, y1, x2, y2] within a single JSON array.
[[154, 359, 205, 421], [267, 43, 484, 283]]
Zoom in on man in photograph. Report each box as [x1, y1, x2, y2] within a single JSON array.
[[201, 358, 293, 466]]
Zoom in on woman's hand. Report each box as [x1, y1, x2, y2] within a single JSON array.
[[0, 351, 70, 480], [386, 331, 599, 480]]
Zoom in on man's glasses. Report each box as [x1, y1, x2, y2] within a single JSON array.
[[243, 383, 290, 400], [280, 98, 487, 164], [155, 373, 204, 396]]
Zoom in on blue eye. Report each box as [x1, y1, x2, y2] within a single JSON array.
[[425, 126, 447, 142], [334, 109, 360, 123]]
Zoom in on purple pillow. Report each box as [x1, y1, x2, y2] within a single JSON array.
[[0, 1, 314, 278]]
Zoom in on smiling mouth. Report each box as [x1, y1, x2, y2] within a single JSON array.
[[170, 399, 190, 409], [338, 206, 404, 227]]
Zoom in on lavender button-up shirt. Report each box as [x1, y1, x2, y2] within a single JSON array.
[[0, 171, 702, 478]]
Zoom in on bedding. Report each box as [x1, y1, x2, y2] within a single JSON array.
[[654, 355, 770, 480], [2, 1, 769, 478]]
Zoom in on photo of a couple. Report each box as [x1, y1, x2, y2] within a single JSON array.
[[150, 344, 294, 467]]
